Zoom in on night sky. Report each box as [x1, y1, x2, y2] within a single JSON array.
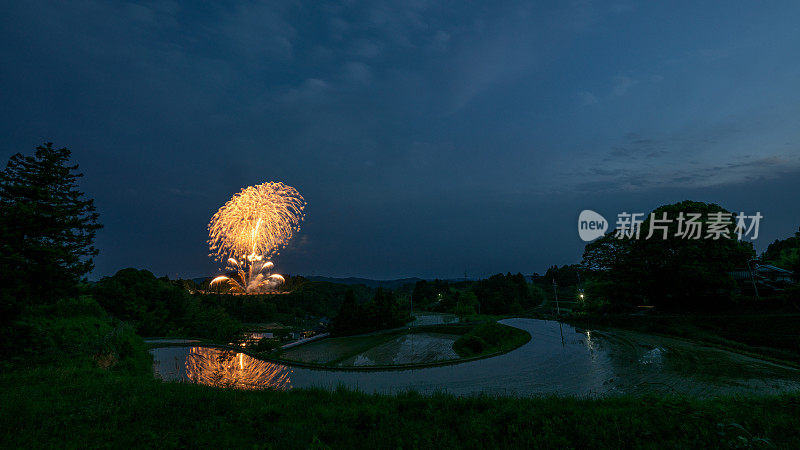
[[1, 1, 799, 280]]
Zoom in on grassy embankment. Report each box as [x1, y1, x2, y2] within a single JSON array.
[[276, 329, 412, 365], [2, 366, 799, 448], [275, 322, 529, 368], [452, 322, 531, 358], [565, 312, 800, 366]]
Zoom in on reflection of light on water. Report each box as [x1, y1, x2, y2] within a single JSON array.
[[584, 330, 601, 363], [584, 330, 597, 353], [352, 355, 374, 366], [185, 347, 292, 390], [639, 347, 664, 367]]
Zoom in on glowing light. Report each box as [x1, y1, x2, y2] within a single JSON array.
[[185, 347, 292, 390], [209, 258, 287, 293], [207, 181, 305, 293], [208, 181, 305, 262]]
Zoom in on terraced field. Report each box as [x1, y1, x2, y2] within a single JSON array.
[[277, 331, 404, 365], [152, 318, 800, 397], [338, 332, 459, 366]]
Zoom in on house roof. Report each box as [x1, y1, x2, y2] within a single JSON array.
[[756, 264, 794, 274]]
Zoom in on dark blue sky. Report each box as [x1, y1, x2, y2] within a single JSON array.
[[1, 1, 799, 279]]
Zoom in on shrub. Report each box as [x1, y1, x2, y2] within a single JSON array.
[[454, 335, 487, 356], [453, 322, 530, 357]]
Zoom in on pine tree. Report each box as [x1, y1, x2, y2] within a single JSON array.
[[0, 143, 102, 314]]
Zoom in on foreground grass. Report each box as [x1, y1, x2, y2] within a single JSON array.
[[3, 367, 799, 449]]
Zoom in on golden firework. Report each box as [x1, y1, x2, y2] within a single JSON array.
[[208, 181, 306, 261], [208, 182, 305, 293]]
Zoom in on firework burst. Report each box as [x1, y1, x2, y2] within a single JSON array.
[[208, 182, 305, 293], [210, 258, 285, 293], [208, 182, 306, 261]]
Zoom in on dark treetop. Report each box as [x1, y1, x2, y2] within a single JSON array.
[[0, 143, 101, 314]]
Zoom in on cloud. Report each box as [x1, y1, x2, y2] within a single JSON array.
[[576, 91, 599, 105], [612, 75, 637, 96], [603, 133, 666, 161], [572, 155, 800, 192], [281, 78, 330, 104], [577, 147, 800, 192], [217, 2, 297, 60], [329, 17, 349, 39], [431, 30, 451, 51], [351, 39, 382, 58], [343, 61, 373, 85]]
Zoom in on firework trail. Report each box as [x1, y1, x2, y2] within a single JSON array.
[[208, 182, 305, 293], [208, 182, 305, 261]]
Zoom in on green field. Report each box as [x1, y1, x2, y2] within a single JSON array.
[[2, 367, 799, 449]]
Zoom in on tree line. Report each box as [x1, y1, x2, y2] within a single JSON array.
[[411, 273, 545, 316], [579, 200, 799, 312]]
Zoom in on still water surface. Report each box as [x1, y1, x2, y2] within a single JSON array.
[[150, 318, 800, 397]]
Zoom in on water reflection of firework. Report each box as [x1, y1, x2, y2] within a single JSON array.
[[207, 181, 305, 293], [185, 347, 292, 390]]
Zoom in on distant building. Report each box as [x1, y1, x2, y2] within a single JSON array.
[[729, 264, 796, 294], [249, 332, 273, 340], [756, 264, 797, 283]]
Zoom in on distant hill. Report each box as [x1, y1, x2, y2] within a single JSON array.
[[191, 275, 484, 290], [304, 276, 423, 289]]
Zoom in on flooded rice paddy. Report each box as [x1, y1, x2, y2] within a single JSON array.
[[409, 312, 460, 326], [338, 332, 459, 366], [150, 318, 800, 397]]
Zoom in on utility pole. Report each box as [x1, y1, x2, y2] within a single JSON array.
[[552, 279, 560, 316], [747, 259, 760, 301]]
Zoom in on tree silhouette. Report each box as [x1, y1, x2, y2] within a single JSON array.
[[581, 200, 754, 311], [0, 143, 101, 316]]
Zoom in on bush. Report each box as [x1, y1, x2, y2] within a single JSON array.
[[93, 268, 242, 341], [454, 335, 488, 356], [96, 322, 152, 374], [0, 306, 151, 374], [53, 296, 107, 318], [453, 322, 531, 357], [253, 338, 282, 353]]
